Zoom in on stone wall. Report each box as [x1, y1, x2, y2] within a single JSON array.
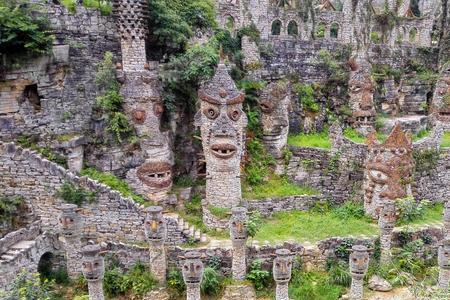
[[247, 195, 321, 217], [0, 3, 120, 139]]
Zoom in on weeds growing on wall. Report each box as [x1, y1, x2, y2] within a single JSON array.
[[246, 260, 272, 292], [294, 84, 320, 113], [56, 182, 97, 206], [16, 135, 68, 167], [413, 148, 440, 173], [60, 0, 112, 15], [0, 196, 24, 224]]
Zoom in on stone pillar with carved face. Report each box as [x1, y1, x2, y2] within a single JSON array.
[[81, 244, 105, 300], [444, 201, 450, 239], [58, 204, 83, 278], [430, 65, 450, 124], [349, 245, 370, 300], [347, 54, 376, 135], [273, 249, 293, 300], [438, 239, 450, 290], [182, 251, 204, 300], [144, 206, 167, 283], [230, 207, 248, 280], [259, 81, 291, 175], [378, 201, 396, 265], [364, 124, 414, 219], [195, 55, 247, 229]]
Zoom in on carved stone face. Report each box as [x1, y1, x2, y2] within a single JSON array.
[[273, 249, 293, 283], [431, 68, 450, 122], [348, 56, 376, 134], [230, 207, 248, 246], [349, 245, 370, 279], [182, 251, 204, 285], [364, 125, 414, 218], [439, 241, 450, 269], [259, 81, 290, 159], [195, 60, 247, 173], [378, 201, 397, 232], [81, 244, 105, 282], [137, 162, 172, 189], [144, 206, 167, 242], [58, 204, 82, 238]]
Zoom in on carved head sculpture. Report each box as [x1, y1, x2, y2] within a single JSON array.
[[58, 204, 82, 238], [230, 207, 248, 246], [259, 81, 291, 159], [81, 244, 105, 282], [273, 249, 293, 283], [112, 0, 148, 40], [194, 54, 247, 173], [348, 55, 376, 134], [182, 251, 204, 285], [137, 162, 172, 189], [439, 240, 450, 269], [378, 201, 397, 233], [430, 66, 450, 122], [365, 124, 414, 217], [349, 245, 370, 279], [144, 206, 167, 243]]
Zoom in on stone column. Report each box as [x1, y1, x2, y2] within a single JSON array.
[[58, 204, 83, 278], [144, 206, 167, 283], [273, 249, 292, 300], [230, 207, 248, 280], [444, 201, 450, 239], [182, 251, 204, 300], [349, 245, 370, 300], [81, 244, 105, 300], [59, 136, 86, 173], [438, 240, 450, 290], [378, 202, 396, 265]]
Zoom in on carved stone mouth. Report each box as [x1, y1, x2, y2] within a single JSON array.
[[137, 162, 172, 188], [210, 144, 237, 159], [275, 276, 291, 282], [185, 278, 201, 284], [85, 274, 100, 281]]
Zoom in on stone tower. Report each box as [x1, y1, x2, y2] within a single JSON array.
[[195, 54, 247, 228], [230, 207, 249, 280], [273, 249, 293, 300], [144, 206, 167, 283], [113, 0, 173, 203], [182, 251, 204, 300], [58, 204, 83, 278], [349, 245, 370, 300], [81, 244, 105, 300], [363, 124, 414, 219]]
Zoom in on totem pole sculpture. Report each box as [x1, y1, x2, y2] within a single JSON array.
[[273, 249, 293, 300], [347, 52, 376, 135], [182, 251, 204, 300], [58, 204, 83, 278], [195, 52, 247, 228], [113, 0, 172, 202], [438, 239, 450, 290], [81, 244, 105, 300], [259, 81, 291, 174], [378, 201, 396, 265], [444, 201, 450, 239], [230, 207, 248, 280], [364, 124, 414, 219], [144, 206, 167, 283], [349, 245, 370, 300]]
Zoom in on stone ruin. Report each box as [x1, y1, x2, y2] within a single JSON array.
[[195, 53, 247, 229], [364, 124, 414, 219]]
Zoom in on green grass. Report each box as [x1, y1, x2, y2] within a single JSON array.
[[255, 210, 378, 243], [343, 127, 429, 144], [288, 131, 331, 149], [401, 203, 444, 227], [289, 270, 345, 300], [441, 132, 450, 149], [80, 167, 148, 205], [242, 176, 319, 200]]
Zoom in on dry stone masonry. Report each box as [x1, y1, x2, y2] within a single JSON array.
[[273, 249, 293, 300], [81, 244, 105, 300], [349, 245, 370, 300], [230, 207, 248, 281], [378, 201, 397, 265], [182, 251, 204, 300], [144, 206, 167, 283], [438, 239, 450, 290]]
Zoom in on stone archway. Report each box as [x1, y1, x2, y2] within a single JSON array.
[[37, 251, 68, 283]]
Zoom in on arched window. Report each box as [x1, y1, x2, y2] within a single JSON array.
[[409, 27, 418, 43], [225, 15, 235, 31], [315, 23, 326, 38], [271, 20, 282, 35], [287, 21, 298, 36], [330, 23, 339, 38]]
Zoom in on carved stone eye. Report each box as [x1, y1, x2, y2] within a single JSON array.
[[228, 108, 241, 121], [69, 218, 74, 223], [203, 107, 219, 120], [184, 265, 189, 271], [94, 262, 99, 267]]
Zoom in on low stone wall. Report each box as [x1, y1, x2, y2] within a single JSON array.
[[247, 195, 321, 217], [0, 221, 41, 255]]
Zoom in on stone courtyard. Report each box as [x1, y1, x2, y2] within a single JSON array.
[[1, 0, 450, 299]]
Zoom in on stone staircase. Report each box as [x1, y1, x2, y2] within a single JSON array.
[[165, 213, 209, 243], [0, 240, 37, 264]]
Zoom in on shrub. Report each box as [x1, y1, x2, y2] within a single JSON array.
[[246, 260, 271, 291], [327, 260, 351, 287], [334, 239, 354, 260], [396, 197, 431, 225], [244, 139, 275, 186], [56, 182, 97, 206], [413, 149, 439, 173], [122, 262, 157, 296], [3, 270, 54, 300], [289, 270, 344, 300], [246, 211, 263, 239], [201, 267, 220, 295], [0, 196, 24, 223], [167, 269, 186, 296], [103, 267, 127, 297], [294, 84, 319, 113], [332, 201, 365, 220]]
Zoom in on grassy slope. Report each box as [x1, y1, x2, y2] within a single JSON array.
[[288, 132, 331, 149], [242, 176, 319, 199]]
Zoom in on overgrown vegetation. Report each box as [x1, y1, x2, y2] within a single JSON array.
[[1, 270, 55, 300], [413, 149, 440, 173], [246, 260, 271, 292], [60, 0, 112, 15], [0, 0, 53, 69], [294, 84, 319, 113], [94, 52, 133, 144], [80, 167, 147, 205], [55, 182, 96, 206], [441, 132, 450, 148], [17, 135, 68, 167], [317, 49, 349, 83], [243, 139, 275, 186], [242, 175, 319, 199], [288, 131, 331, 149], [289, 269, 345, 299], [0, 196, 24, 224]]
